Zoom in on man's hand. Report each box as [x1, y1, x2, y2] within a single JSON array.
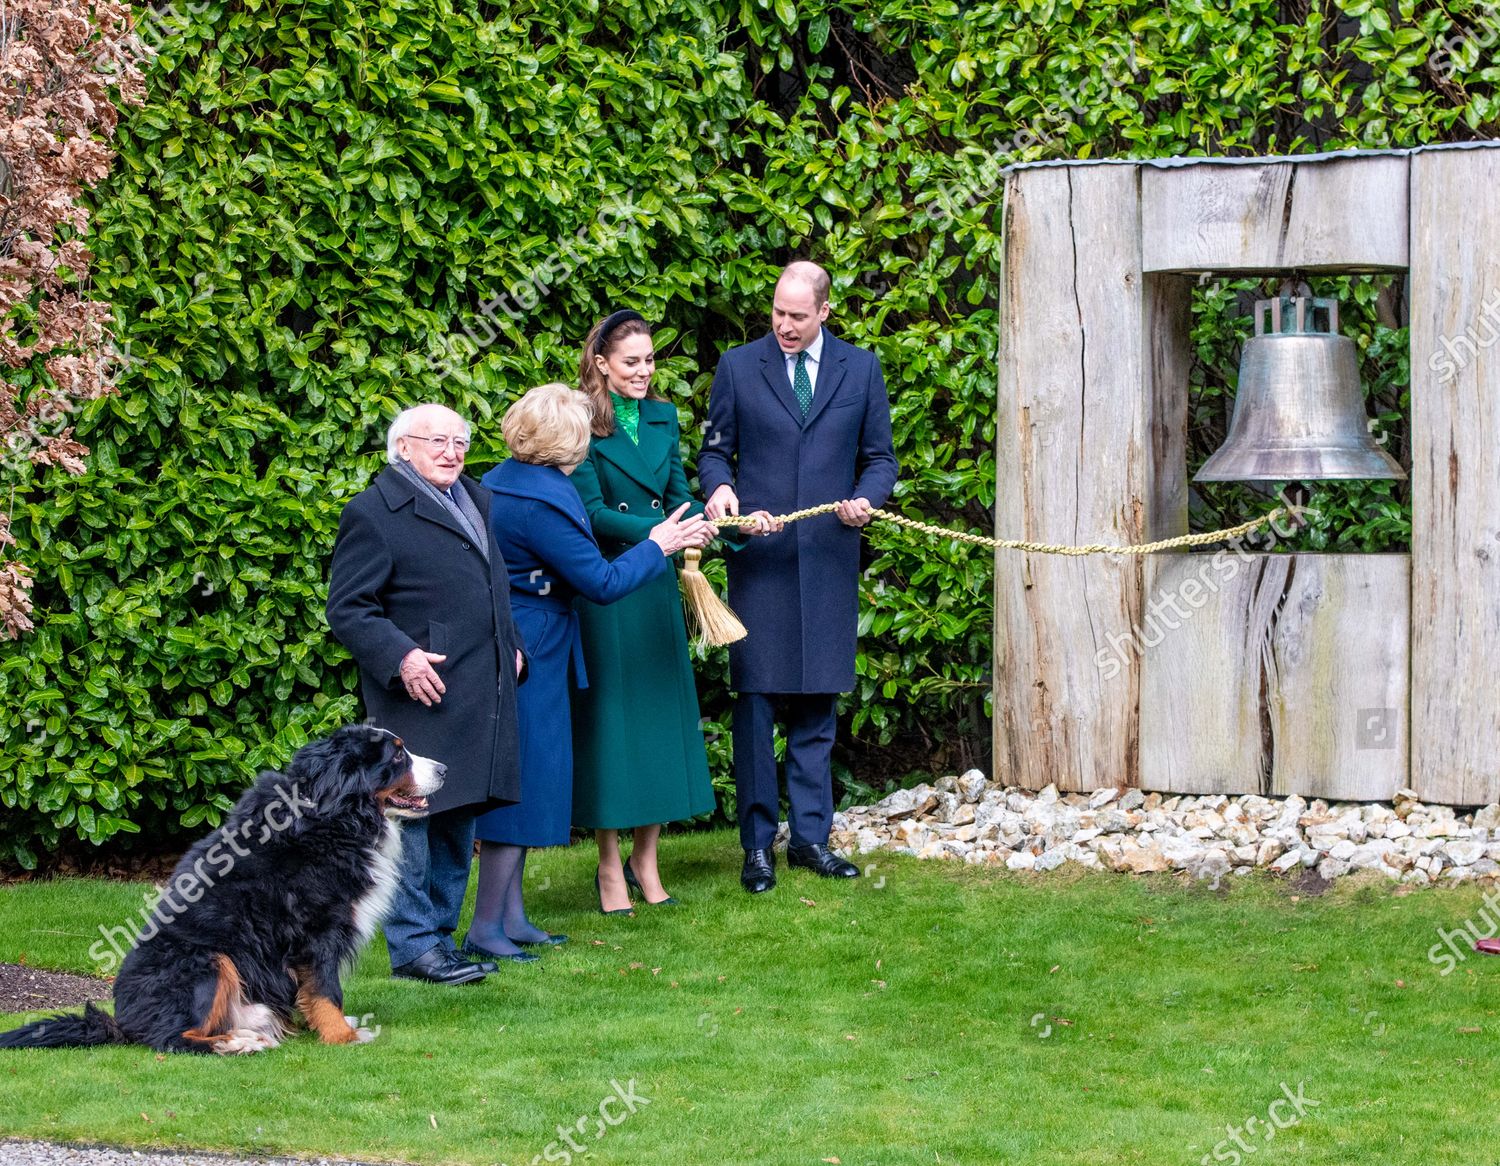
[[704, 484, 738, 521], [835, 497, 874, 528], [515, 648, 524, 678], [400, 648, 447, 706], [748, 509, 782, 535]]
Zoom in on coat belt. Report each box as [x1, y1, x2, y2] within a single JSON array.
[[509, 591, 588, 688]]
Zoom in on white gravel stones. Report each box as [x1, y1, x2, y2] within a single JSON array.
[[831, 775, 1500, 884]]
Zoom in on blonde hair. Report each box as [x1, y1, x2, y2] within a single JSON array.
[[502, 383, 593, 467]]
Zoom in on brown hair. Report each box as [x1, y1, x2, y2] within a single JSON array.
[[579, 315, 654, 437]]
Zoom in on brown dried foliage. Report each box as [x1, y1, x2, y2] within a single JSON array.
[[0, 0, 143, 639]]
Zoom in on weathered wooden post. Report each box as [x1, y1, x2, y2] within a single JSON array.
[[995, 146, 1500, 803]]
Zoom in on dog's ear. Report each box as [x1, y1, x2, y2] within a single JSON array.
[[280, 729, 382, 819]]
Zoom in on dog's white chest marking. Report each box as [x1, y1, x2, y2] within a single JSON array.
[[351, 821, 403, 944]]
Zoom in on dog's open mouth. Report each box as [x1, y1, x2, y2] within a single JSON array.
[[381, 787, 430, 817]]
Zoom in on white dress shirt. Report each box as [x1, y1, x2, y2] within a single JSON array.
[[785, 328, 825, 398]]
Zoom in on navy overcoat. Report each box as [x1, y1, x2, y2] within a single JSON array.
[[697, 329, 898, 694], [326, 466, 526, 815], [471, 458, 666, 846]]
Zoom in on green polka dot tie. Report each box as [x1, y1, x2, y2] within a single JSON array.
[[792, 351, 812, 417]]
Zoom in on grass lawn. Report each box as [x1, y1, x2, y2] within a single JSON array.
[[0, 828, 1497, 1165]]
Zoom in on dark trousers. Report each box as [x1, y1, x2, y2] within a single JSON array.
[[732, 692, 837, 851], [383, 806, 477, 968]]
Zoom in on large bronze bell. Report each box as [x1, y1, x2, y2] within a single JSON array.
[[1195, 295, 1406, 482]]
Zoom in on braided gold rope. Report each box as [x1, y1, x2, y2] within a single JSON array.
[[715, 505, 1287, 555]]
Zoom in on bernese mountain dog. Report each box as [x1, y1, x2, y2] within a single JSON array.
[[0, 724, 442, 1055]]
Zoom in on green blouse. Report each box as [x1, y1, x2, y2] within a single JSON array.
[[610, 392, 640, 444]]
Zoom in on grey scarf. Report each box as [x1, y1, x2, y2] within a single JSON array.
[[394, 459, 489, 561]]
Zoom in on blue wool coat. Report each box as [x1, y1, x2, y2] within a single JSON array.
[[472, 458, 667, 847], [697, 330, 898, 694]]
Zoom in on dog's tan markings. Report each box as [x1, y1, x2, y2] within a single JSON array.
[[293, 969, 360, 1044], [181, 953, 242, 1048]]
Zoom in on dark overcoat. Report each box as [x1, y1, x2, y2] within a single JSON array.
[[697, 329, 898, 694], [568, 399, 716, 828], [325, 466, 525, 815], [471, 458, 666, 847]]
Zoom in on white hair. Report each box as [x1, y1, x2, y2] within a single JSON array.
[[386, 404, 471, 464]]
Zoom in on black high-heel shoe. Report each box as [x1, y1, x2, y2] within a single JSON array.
[[596, 868, 635, 916], [622, 857, 679, 906]]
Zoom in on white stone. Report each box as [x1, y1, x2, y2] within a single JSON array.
[[1447, 840, 1486, 866], [1119, 789, 1146, 811], [1089, 788, 1119, 809], [1006, 851, 1035, 872], [1035, 849, 1067, 872], [1270, 851, 1302, 874], [1328, 840, 1357, 861]]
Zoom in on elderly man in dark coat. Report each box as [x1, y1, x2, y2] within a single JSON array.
[[327, 403, 526, 984], [699, 261, 898, 893]]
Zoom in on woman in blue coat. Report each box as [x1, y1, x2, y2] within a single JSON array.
[[461, 385, 714, 961]]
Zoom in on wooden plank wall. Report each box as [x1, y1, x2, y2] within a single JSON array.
[[1139, 553, 1410, 799], [993, 167, 1188, 791], [1140, 156, 1410, 273], [1411, 150, 1500, 805]]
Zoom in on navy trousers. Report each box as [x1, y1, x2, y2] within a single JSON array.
[[732, 693, 837, 851], [383, 806, 477, 968]]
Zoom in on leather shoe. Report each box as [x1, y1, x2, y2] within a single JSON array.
[[623, 858, 679, 905], [460, 938, 540, 965], [514, 933, 568, 947], [787, 843, 859, 878], [741, 848, 775, 894], [391, 946, 487, 985]]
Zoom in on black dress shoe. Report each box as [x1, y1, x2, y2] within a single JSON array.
[[460, 938, 540, 965], [741, 848, 776, 894], [391, 946, 488, 985], [787, 843, 859, 878]]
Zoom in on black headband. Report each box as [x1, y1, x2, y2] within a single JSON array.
[[596, 309, 646, 351]]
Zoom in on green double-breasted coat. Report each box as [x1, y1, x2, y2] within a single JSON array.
[[569, 398, 716, 829]]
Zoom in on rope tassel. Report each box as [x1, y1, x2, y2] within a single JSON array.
[[678, 548, 747, 648]]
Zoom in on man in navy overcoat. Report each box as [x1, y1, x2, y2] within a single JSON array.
[[327, 404, 527, 983], [699, 262, 898, 893]]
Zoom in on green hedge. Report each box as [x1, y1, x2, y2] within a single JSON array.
[[0, 0, 1487, 866]]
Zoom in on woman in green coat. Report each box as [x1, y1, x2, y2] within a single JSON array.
[[571, 310, 717, 913]]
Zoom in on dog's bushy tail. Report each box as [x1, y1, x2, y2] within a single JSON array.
[[0, 1002, 127, 1048]]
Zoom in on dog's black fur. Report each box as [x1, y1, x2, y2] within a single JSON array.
[[0, 725, 441, 1054]]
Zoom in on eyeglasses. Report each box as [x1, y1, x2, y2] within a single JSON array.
[[408, 434, 470, 454]]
